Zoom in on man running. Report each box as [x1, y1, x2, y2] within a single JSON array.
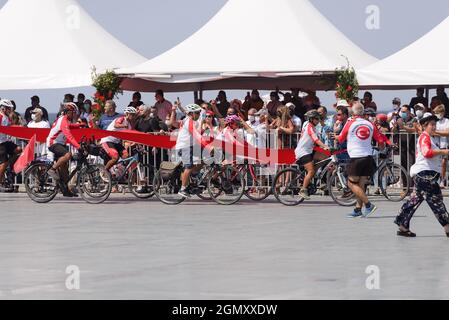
[[0, 99, 22, 189], [337, 102, 385, 218]]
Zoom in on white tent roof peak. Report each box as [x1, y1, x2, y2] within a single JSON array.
[[358, 15, 449, 89], [0, 0, 146, 90], [118, 0, 376, 79]]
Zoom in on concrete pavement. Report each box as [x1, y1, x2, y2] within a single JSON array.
[[0, 193, 448, 299]]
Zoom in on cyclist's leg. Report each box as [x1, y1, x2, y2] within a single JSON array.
[[102, 142, 119, 171]]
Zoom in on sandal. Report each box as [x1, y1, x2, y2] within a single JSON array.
[[397, 230, 416, 237]]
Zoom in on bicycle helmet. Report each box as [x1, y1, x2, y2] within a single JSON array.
[[0, 99, 14, 109], [376, 113, 388, 123], [63, 102, 77, 113], [225, 114, 241, 125], [124, 106, 137, 114], [184, 103, 202, 114], [305, 110, 321, 120]]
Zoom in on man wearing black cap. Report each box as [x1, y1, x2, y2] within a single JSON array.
[[395, 114, 449, 237], [24, 96, 49, 123]]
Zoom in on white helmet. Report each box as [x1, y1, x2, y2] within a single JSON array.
[[0, 99, 14, 109], [184, 103, 202, 114], [124, 106, 137, 114]]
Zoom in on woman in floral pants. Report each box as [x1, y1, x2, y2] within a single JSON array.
[[394, 114, 449, 237]]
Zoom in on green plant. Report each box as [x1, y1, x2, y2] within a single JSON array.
[[335, 59, 359, 102]]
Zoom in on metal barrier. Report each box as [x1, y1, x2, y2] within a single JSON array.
[[8, 130, 438, 192]]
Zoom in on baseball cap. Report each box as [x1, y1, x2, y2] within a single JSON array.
[[336, 99, 350, 107], [392, 97, 401, 104], [255, 109, 269, 116], [31, 108, 43, 115]]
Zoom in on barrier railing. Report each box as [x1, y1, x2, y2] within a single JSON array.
[[8, 131, 434, 192]]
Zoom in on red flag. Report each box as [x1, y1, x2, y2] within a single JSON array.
[[14, 135, 36, 174]]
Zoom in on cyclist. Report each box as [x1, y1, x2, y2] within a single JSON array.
[[294, 110, 329, 200], [175, 104, 204, 198], [0, 99, 22, 189], [100, 106, 137, 171], [46, 102, 82, 197]]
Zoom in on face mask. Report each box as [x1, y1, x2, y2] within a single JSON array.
[[31, 114, 37, 121], [248, 115, 255, 122], [369, 116, 375, 122], [149, 113, 155, 118], [437, 113, 444, 120], [165, 120, 171, 126], [416, 110, 424, 119], [255, 116, 260, 123], [393, 105, 399, 111], [400, 112, 408, 120]]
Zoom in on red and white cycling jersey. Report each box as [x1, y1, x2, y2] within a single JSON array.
[[46, 115, 80, 149], [175, 117, 202, 150], [0, 112, 11, 144], [295, 121, 319, 159], [100, 116, 131, 145], [338, 116, 382, 158], [410, 131, 441, 177]]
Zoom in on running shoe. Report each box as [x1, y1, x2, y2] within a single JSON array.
[[362, 203, 378, 218], [347, 210, 363, 218], [299, 188, 310, 200], [178, 188, 191, 198]]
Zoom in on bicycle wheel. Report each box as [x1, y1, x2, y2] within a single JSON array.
[[272, 167, 305, 206], [327, 169, 357, 207], [24, 163, 58, 203], [128, 164, 154, 199], [153, 170, 185, 205], [207, 165, 245, 205], [244, 165, 272, 201], [77, 165, 112, 204], [379, 163, 410, 202]]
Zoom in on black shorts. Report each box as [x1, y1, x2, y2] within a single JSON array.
[[347, 156, 376, 177], [49, 143, 70, 161], [296, 153, 314, 167], [101, 142, 127, 160], [0, 141, 18, 164]]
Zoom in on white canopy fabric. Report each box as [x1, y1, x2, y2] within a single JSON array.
[[0, 0, 146, 90], [118, 0, 376, 92], [358, 16, 449, 89]]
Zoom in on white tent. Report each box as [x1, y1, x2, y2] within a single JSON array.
[[0, 0, 146, 90], [358, 16, 449, 89], [117, 0, 376, 92]]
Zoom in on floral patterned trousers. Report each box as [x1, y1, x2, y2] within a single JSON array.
[[395, 171, 449, 229]]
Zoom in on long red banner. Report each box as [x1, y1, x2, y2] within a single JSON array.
[[0, 125, 298, 164]]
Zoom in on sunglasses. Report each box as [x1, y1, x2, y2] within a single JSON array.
[[205, 115, 213, 118]]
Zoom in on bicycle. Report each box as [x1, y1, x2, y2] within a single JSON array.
[[273, 148, 356, 206], [242, 163, 273, 202], [24, 137, 112, 204], [106, 145, 155, 199]]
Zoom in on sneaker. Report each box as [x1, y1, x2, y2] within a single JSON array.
[[299, 188, 310, 200], [347, 210, 363, 218], [362, 203, 377, 218], [178, 188, 191, 198], [136, 186, 149, 194], [47, 168, 60, 181]]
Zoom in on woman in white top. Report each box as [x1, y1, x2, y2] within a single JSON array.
[[432, 104, 449, 186], [394, 114, 449, 237], [27, 108, 50, 157]]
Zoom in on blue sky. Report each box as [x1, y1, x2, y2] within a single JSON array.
[[1, 0, 449, 113]]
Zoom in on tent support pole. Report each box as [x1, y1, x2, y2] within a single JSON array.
[[193, 91, 198, 102], [425, 88, 430, 106]]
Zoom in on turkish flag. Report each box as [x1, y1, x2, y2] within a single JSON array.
[[14, 135, 36, 174]]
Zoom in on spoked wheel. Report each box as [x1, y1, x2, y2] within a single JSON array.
[[24, 163, 58, 203], [327, 168, 357, 207], [272, 168, 305, 206], [77, 165, 112, 204], [379, 163, 410, 202], [207, 165, 245, 205], [194, 167, 215, 201], [128, 164, 154, 199], [244, 165, 272, 201], [153, 170, 185, 205]]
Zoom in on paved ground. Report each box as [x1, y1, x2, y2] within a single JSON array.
[[0, 192, 448, 300]]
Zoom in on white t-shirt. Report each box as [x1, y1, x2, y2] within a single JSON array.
[[295, 121, 319, 160], [338, 117, 382, 158], [175, 117, 201, 150], [410, 131, 442, 177], [436, 117, 449, 148], [0, 113, 11, 144], [28, 120, 50, 129]]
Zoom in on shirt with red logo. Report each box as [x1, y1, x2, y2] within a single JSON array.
[[338, 117, 382, 158], [410, 131, 441, 177]]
